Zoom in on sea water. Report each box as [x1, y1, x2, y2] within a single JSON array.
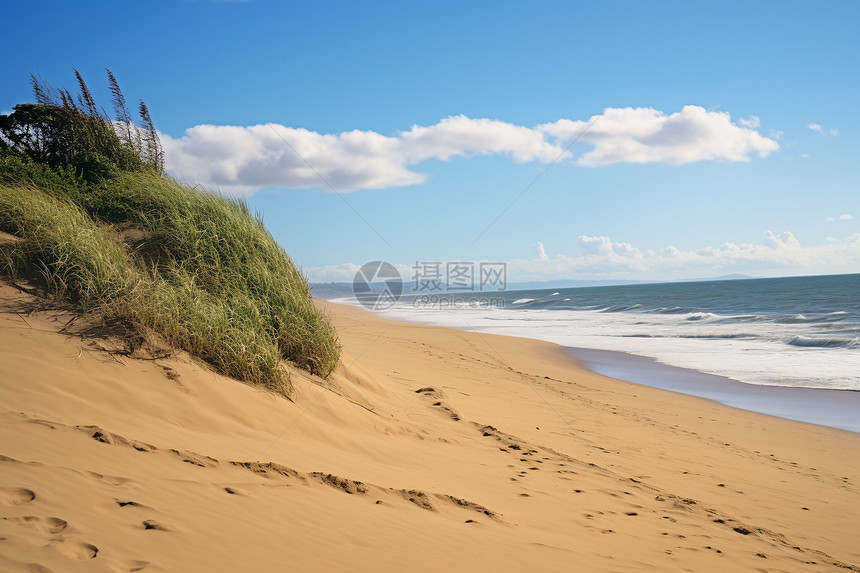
[[369, 274, 860, 392]]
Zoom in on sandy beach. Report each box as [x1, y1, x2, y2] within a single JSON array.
[[1, 283, 859, 572]]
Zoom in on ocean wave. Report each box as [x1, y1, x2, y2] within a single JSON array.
[[686, 312, 718, 321], [682, 333, 758, 340], [776, 314, 811, 324], [622, 333, 757, 340], [600, 304, 643, 313], [774, 313, 852, 325], [651, 306, 689, 314], [512, 298, 535, 304], [787, 336, 859, 349]]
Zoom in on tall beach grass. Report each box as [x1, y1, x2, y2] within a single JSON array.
[[0, 173, 340, 394]]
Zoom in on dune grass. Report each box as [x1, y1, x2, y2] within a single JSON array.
[[0, 172, 340, 394], [0, 182, 141, 310], [0, 71, 339, 393]]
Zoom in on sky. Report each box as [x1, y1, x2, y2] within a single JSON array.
[[2, 0, 858, 284]]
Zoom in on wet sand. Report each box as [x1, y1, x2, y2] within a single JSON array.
[[566, 347, 860, 434]]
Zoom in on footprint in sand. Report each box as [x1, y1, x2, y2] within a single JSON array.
[[0, 487, 35, 505], [142, 520, 171, 531], [49, 539, 99, 560], [224, 487, 250, 496], [4, 516, 68, 535], [125, 559, 151, 572], [116, 500, 141, 508], [414, 388, 461, 421], [23, 564, 54, 573]]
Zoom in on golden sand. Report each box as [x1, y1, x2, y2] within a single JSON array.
[[1, 284, 858, 572]]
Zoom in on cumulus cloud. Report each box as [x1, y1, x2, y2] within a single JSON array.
[[539, 106, 779, 167], [162, 106, 779, 194], [825, 214, 854, 222], [534, 241, 549, 261], [808, 123, 839, 136], [737, 116, 760, 128], [399, 115, 564, 163], [161, 124, 422, 193]]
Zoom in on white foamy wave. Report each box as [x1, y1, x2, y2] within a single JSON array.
[[686, 312, 717, 321], [372, 302, 860, 392], [777, 314, 809, 324], [788, 336, 859, 349], [512, 298, 535, 304]]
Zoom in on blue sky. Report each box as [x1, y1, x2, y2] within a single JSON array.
[[2, 0, 858, 282]]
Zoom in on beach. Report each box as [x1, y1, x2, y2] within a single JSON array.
[[355, 273, 860, 433], [2, 283, 859, 572]]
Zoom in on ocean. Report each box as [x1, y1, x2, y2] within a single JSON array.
[[371, 273, 860, 393]]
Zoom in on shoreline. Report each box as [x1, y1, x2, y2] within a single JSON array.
[[332, 297, 860, 435], [564, 346, 860, 434]]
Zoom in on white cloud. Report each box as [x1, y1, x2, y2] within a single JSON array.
[[738, 116, 760, 128], [539, 106, 779, 167], [161, 124, 422, 193], [160, 117, 569, 194], [162, 106, 780, 194], [399, 115, 564, 163], [825, 214, 854, 222], [808, 123, 839, 136], [534, 241, 549, 261]]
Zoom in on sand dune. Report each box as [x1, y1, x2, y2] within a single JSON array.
[[1, 283, 858, 572]]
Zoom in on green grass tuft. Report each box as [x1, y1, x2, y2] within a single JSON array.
[[0, 173, 340, 394]]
